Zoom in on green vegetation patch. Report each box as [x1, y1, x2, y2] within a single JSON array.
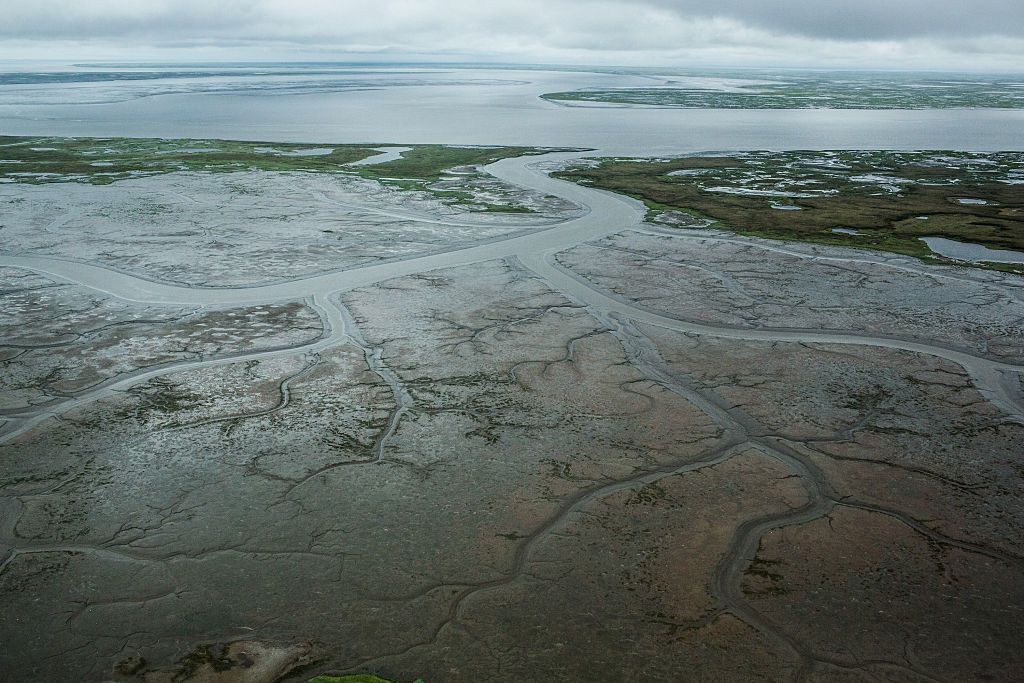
[[353, 145, 542, 182], [351, 144, 554, 213], [555, 150, 1024, 272], [0, 136, 378, 184]]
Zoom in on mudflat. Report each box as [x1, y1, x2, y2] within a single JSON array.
[[1, 137, 1022, 682]]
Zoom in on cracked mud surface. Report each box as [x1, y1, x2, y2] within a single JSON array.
[[0, 168, 580, 287], [0, 268, 322, 412], [1, 145, 1023, 682], [558, 230, 1024, 362]]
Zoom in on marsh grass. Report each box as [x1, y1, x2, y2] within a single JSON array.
[[555, 151, 1024, 272]]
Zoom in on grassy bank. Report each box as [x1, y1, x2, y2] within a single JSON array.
[[0, 136, 557, 213], [554, 150, 1024, 273]]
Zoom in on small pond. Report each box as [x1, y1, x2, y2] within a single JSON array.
[[920, 236, 1024, 263]]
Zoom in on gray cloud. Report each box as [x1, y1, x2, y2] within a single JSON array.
[[0, 2, 257, 40], [0, 1, 1021, 70], [643, 0, 1024, 40]]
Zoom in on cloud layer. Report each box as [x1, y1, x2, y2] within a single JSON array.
[[1, 0, 1022, 70]]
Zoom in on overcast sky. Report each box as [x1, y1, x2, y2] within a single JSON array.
[[1, 0, 1022, 71]]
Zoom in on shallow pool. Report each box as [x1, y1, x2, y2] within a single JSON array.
[[920, 236, 1024, 263]]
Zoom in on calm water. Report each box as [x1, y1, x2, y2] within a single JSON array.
[[921, 237, 1024, 263], [1, 66, 1023, 155]]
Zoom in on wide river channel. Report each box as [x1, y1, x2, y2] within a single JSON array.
[[1, 66, 1022, 154]]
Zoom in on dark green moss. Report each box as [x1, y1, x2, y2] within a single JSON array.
[[351, 145, 545, 182], [0, 137, 378, 184]]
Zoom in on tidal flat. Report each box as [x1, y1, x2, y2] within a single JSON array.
[[1, 137, 1023, 682]]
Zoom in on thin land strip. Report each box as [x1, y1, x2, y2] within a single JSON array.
[[541, 72, 1024, 109]]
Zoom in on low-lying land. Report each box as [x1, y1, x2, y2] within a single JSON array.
[[0, 137, 582, 287], [0, 136, 565, 213], [556, 150, 1024, 272], [542, 72, 1024, 109], [1, 136, 1023, 682]]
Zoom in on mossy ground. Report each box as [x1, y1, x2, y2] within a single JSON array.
[[351, 144, 541, 182], [555, 150, 1024, 273], [0, 136, 376, 183]]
